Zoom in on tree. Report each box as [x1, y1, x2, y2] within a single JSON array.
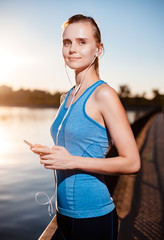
[[118, 85, 131, 98], [0, 85, 13, 96], [152, 89, 160, 98]]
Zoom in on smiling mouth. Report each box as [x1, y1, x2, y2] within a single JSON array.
[[68, 57, 81, 61]]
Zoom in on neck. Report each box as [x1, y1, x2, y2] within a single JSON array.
[[74, 65, 99, 89]]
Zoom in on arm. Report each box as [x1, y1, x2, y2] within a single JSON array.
[[31, 85, 140, 175], [71, 85, 140, 174]]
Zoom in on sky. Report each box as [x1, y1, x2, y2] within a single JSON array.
[[0, 0, 163, 98]]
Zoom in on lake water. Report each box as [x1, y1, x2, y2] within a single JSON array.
[[0, 107, 138, 240]]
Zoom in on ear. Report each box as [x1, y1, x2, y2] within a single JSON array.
[[95, 49, 99, 57], [95, 43, 103, 57]]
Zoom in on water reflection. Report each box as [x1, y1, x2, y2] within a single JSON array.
[[0, 107, 57, 240], [0, 126, 10, 160]]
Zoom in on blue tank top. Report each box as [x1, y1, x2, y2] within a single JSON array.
[[50, 80, 115, 218]]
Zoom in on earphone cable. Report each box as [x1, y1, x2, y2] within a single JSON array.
[[35, 55, 97, 216]]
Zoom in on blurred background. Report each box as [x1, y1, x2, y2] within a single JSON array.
[[0, 0, 163, 239]]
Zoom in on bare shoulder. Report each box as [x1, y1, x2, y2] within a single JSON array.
[[94, 83, 120, 105], [93, 82, 127, 118], [60, 92, 67, 104]]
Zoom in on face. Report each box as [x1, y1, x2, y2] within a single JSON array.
[[62, 22, 98, 72]]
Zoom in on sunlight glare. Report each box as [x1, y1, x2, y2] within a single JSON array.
[[0, 48, 24, 80], [0, 127, 10, 164]]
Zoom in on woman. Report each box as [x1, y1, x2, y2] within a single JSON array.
[[31, 14, 141, 240]]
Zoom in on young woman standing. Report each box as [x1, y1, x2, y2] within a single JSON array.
[[31, 14, 140, 240]]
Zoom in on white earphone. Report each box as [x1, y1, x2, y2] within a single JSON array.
[[95, 48, 99, 57], [35, 45, 101, 217]]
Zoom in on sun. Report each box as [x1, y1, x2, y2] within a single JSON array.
[[0, 48, 24, 81]]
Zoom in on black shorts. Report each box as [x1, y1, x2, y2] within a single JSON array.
[[51, 209, 118, 240]]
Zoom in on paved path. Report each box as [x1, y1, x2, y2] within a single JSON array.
[[119, 113, 164, 240]]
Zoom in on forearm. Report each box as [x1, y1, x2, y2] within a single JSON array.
[[73, 154, 140, 175], [30, 144, 140, 173]]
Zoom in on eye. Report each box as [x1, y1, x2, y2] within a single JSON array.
[[63, 41, 71, 47], [79, 40, 86, 45]]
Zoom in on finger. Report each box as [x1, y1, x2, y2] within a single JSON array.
[[31, 147, 51, 155], [30, 148, 42, 155], [51, 145, 63, 150], [40, 159, 53, 165], [34, 144, 45, 147], [30, 144, 44, 149], [40, 154, 54, 160], [44, 164, 54, 169]]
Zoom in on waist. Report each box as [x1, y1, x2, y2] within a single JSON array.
[[56, 171, 115, 218]]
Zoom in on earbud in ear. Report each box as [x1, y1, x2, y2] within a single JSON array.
[[95, 49, 99, 57]]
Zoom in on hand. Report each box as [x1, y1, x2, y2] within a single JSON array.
[[30, 144, 50, 155], [31, 145, 74, 170]]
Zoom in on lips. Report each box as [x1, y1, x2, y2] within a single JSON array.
[[68, 57, 81, 61]]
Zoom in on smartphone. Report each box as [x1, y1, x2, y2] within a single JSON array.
[[24, 139, 33, 147]]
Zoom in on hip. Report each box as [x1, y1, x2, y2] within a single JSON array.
[[53, 209, 118, 240]]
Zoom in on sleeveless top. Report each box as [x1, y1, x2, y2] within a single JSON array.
[[50, 80, 115, 218]]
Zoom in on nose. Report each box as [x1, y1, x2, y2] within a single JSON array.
[[69, 42, 77, 54]]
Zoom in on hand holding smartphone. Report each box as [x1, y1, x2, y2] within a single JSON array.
[[24, 140, 49, 157]]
